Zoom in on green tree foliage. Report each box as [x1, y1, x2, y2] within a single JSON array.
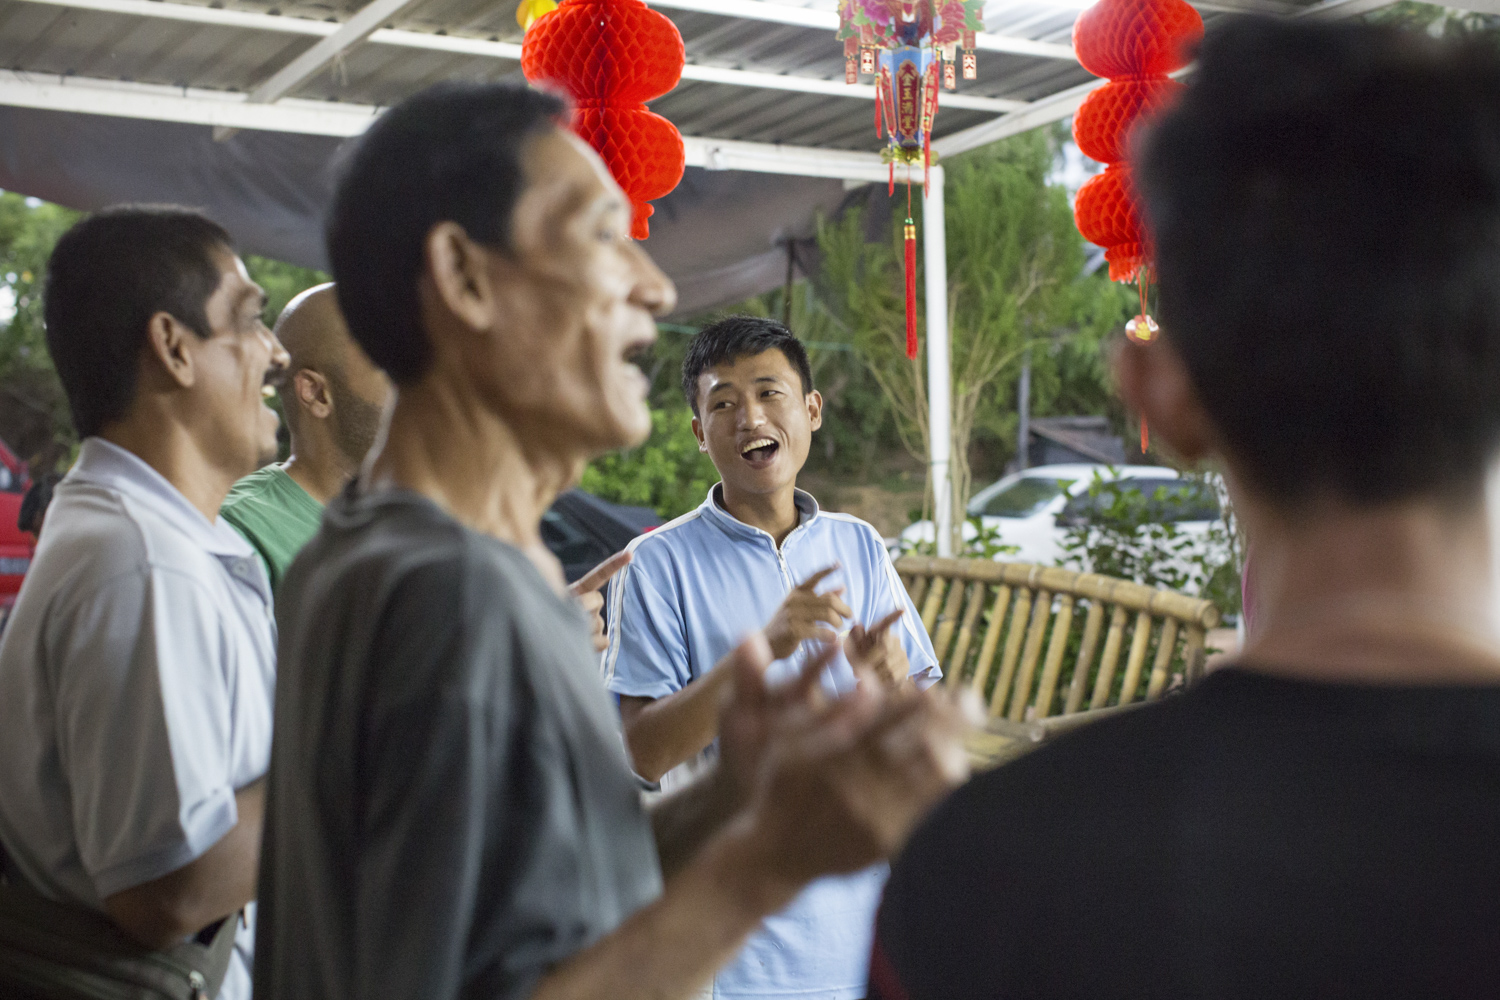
[[579, 406, 719, 519], [246, 255, 329, 324], [815, 130, 1135, 548], [0, 194, 80, 469]]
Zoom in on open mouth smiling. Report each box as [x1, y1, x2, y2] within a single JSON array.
[[262, 366, 286, 399], [740, 437, 779, 465]]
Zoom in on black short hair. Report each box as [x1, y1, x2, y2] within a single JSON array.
[[1138, 19, 1500, 509], [681, 316, 815, 415], [43, 206, 232, 438], [326, 81, 567, 384]]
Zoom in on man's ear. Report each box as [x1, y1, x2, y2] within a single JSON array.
[[1110, 333, 1214, 464], [292, 369, 333, 421], [806, 389, 824, 433], [691, 414, 708, 453], [421, 221, 495, 335], [143, 311, 199, 389]]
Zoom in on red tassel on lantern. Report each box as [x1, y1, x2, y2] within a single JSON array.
[[1125, 311, 1158, 452], [522, 0, 686, 239], [903, 217, 918, 360]]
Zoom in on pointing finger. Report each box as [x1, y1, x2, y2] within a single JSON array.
[[824, 593, 855, 621], [867, 609, 905, 637], [569, 549, 632, 597], [795, 564, 841, 593], [786, 639, 839, 701]]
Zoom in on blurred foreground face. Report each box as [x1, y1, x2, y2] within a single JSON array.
[[472, 129, 674, 457]]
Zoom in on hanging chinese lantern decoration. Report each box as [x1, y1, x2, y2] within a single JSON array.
[[839, 0, 983, 359], [521, 0, 686, 239], [1070, 0, 1200, 449]]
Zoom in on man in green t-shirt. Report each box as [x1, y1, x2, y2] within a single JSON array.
[[221, 284, 390, 593]]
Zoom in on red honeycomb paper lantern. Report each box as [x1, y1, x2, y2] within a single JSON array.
[[1074, 166, 1148, 280], [1072, 0, 1202, 79], [1072, 77, 1184, 164], [1069, 0, 1201, 284], [522, 0, 686, 239]]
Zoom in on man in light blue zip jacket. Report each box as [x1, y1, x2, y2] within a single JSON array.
[[605, 315, 939, 1000]]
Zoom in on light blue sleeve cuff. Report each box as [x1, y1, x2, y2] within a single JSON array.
[[911, 665, 942, 690]]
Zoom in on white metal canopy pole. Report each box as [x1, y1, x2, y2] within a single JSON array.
[[923, 166, 953, 558]]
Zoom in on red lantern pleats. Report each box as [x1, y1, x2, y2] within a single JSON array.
[[1074, 165, 1142, 254], [1070, 0, 1200, 283], [1072, 0, 1203, 79], [522, 0, 686, 239], [1072, 77, 1184, 165]]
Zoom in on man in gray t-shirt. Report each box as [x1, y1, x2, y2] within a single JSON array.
[[255, 82, 971, 1000], [258, 488, 661, 998]]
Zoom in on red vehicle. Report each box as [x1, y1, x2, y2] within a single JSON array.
[[0, 439, 35, 609]]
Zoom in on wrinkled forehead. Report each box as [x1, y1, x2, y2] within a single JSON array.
[[515, 129, 628, 235], [206, 246, 263, 312]]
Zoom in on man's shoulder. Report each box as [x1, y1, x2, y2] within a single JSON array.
[[222, 466, 319, 528], [882, 695, 1204, 947], [811, 509, 898, 576], [30, 484, 206, 591], [815, 509, 889, 548], [619, 506, 712, 569], [290, 492, 461, 588], [223, 464, 284, 506], [975, 690, 1199, 791], [287, 491, 541, 625]]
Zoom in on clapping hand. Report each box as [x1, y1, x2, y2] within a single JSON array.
[[568, 550, 632, 653], [763, 565, 854, 660], [715, 633, 975, 893]]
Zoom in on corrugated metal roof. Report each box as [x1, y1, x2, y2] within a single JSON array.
[[0, 0, 1335, 154]]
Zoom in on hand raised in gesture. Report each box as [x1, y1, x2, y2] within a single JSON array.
[[845, 609, 912, 691], [568, 550, 632, 652], [763, 564, 854, 660]]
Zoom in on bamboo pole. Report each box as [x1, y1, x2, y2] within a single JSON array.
[[1008, 590, 1053, 722], [1064, 600, 1105, 715]]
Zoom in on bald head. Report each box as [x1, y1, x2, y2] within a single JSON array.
[[274, 283, 391, 466], [275, 284, 350, 379]]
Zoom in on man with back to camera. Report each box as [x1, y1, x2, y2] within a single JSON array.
[[604, 315, 939, 1000], [220, 283, 391, 594], [252, 81, 971, 1000], [0, 207, 289, 999], [872, 20, 1500, 1000]]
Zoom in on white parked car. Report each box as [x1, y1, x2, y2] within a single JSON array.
[[898, 463, 1225, 570]]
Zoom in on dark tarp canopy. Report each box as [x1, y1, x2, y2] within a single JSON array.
[[0, 104, 849, 316]]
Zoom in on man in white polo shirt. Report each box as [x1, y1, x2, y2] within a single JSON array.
[[0, 206, 289, 1000]]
